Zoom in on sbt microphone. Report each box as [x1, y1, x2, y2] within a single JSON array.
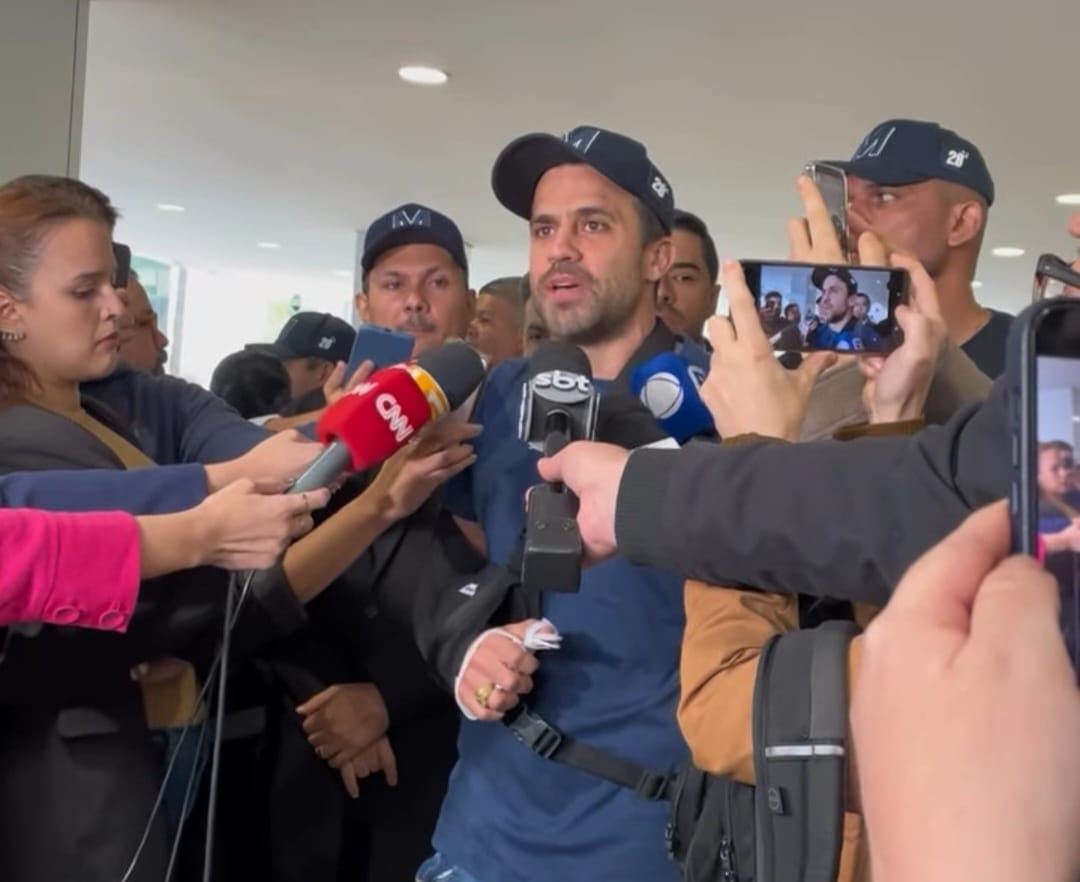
[[630, 351, 714, 443], [290, 340, 486, 494], [518, 341, 599, 593]]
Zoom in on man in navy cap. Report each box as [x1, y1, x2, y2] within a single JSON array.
[[417, 126, 723, 882], [252, 310, 355, 403], [356, 203, 475, 356], [830, 118, 1011, 377]]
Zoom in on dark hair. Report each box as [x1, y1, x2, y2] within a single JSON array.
[[210, 350, 292, 420], [853, 292, 870, 304], [672, 209, 719, 283], [634, 199, 669, 246], [0, 175, 119, 402], [765, 290, 782, 303], [478, 276, 525, 322]]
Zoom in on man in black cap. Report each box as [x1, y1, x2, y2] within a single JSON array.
[[420, 126, 724, 882], [830, 118, 1011, 376], [805, 265, 882, 350], [253, 310, 355, 405], [356, 203, 475, 356]]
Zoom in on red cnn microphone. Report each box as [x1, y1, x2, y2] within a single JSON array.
[[290, 340, 486, 493]]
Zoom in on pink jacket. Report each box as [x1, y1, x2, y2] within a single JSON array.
[[0, 509, 140, 631]]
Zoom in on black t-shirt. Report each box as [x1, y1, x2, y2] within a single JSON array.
[[961, 309, 1013, 379]]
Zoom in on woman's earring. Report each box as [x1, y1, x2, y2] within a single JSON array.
[[0, 328, 26, 342]]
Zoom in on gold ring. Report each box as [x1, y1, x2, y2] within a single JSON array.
[[474, 683, 493, 708]]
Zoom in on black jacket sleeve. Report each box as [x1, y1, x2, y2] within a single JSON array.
[[615, 378, 1009, 606]]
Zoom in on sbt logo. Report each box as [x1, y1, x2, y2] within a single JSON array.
[[533, 369, 592, 402], [376, 393, 415, 443]]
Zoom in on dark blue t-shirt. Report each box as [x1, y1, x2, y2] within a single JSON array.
[[806, 316, 881, 351], [435, 357, 690, 882]]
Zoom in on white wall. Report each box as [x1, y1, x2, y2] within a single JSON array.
[[0, 0, 89, 180], [176, 267, 355, 387]]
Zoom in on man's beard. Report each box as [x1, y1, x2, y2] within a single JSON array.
[[538, 262, 642, 347]]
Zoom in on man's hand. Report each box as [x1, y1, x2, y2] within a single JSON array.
[[323, 359, 375, 409], [366, 421, 480, 523], [858, 253, 947, 424], [536, 442, 629, 565], [455, 620, 547, 721], [192, 479, 330, 570], [788, 175, 849, 263], [853, 502, 1080, 882], [205, 430, 323, 492], [701, 260, 836, 441], [336, 737, 398, 799], [296, 682, 389, 769]]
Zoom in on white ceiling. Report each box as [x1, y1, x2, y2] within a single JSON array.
[[82, 0, 1080, 312]]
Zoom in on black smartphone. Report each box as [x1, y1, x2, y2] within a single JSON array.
[[804, 162, 849, 253], [740, 259, 909, 353], [1010, 298, 1080, 682], [112, 242, 132, 290]]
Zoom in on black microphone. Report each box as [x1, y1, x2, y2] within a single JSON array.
[[518, 342, 599, 593]]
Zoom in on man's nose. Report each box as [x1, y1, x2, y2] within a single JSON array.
[[403, 286, 429, 312]]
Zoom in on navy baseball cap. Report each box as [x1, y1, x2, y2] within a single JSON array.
[[829, 119, 994, 206], [249, 311, 355, 364], [811, 266, 858, 294], [361, 203, 469, 275], [492, 125, 675, 232]]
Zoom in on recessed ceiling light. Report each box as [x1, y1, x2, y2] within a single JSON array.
[[157, 203, 185, 212], [398, 65, 449, 86], [971, 280, 983, 289], [256, 241, 281, 250], [1056, 194, 1080, 206], [991, 246, 1025, 258]]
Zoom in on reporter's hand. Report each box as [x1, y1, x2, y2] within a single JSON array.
[[456, 620, 546, 721], [297, 682, 389, 770], [858, 253, 947, 423], [702, 261, 835, 441], [206, 430, 323, 492], [367, 421, 480, 523], [853, 502, 1080, 882], [536, 442, 629, 564], [337, 736, 398, 799], [323, 359, 375, 408], [194, 479, 330, 570]]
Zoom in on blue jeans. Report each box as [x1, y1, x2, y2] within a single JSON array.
[[150, 725, 209, 841], [415, 853, 485, 882]]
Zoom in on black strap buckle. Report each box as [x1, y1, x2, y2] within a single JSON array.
[[635, 770, 672, 801], [507, 707, 563, 759]]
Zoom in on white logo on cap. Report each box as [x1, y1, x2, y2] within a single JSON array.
[[852, 125, 897, 160], [564, 129, 601, 153], [651, 176, 670, 199], [945, 149, 969, 169], [392, 208, 431, 229], [317, 336, 335, 350]]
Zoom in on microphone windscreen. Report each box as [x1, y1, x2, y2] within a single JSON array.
[[415, 340, 487, 410], [595, 391, 673, 449], [630, 351, 715, 443], [528, 341, 592, 380], [316, 367, 432, 470]]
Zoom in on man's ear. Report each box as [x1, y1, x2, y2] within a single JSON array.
[[354, 291, 370, 323], [644, 236, 675, 283], [946, 199, 985, 249]]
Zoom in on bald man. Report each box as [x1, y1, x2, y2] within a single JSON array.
[[834, 119, 1010, 377], [117, 271, 169, 375], [466, 275, 525, 367]]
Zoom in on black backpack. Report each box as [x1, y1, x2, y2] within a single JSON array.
[[503, 607, 859, 882]]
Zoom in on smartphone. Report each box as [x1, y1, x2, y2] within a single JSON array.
[[345, 325, 414, 380], [1010, 298, 1080, 681], [112, 242, 132, 290], [740, 259, 909, 353], [804, 162, 849, 254]]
